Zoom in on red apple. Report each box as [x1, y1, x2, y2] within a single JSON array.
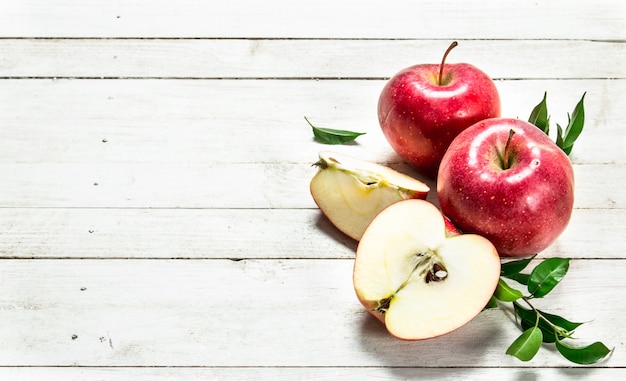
[[378, 42, 501, 177], [437, 118, 575, 257]]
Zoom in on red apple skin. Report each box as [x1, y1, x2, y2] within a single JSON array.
[[437, 118, 575, 257], [378, 63, 501, 178]]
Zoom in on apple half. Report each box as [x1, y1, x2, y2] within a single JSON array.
[[353, 199, 500, 340], [310, 151, 429, 241]]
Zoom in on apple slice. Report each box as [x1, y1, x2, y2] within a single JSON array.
[[310, 151, 429, 241], [353, 199, 500, 340]]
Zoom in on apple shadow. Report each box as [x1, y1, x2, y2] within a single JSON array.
[[314, 212, 358, 253], [385, 160, 441, 208], [357, 310, 505, 378], [311, 138, 362, 146]]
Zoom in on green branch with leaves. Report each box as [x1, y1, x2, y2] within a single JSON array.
[[487, 256, 612, 364]]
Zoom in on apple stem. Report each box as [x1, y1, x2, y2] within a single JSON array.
[[503, 129, 516, 170], [438, 41, 458, 86]]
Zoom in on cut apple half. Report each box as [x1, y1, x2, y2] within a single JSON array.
[[353, 199, 500, 340], [310, 151, 429, 241]]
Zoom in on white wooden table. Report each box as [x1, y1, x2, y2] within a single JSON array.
[[0, 1, 624, 379]]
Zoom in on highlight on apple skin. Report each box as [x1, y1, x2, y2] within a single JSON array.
[[310, 151, 430, 241], [353, 199, 501, 340], [437, 117, 575, 257]]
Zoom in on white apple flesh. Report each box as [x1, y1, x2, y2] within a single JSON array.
[[353, 199, 500, 340], [310, 151, 429, 241]]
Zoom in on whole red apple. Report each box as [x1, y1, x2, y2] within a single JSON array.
[[378, 42, 501, 178], [437, 118, 575, 257]]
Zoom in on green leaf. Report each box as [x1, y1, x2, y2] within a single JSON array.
[[561, 93, 586, 153], [506, 327, 543, 362], [306, 116, 366, 145], [515, 304, 559, 343], [506, 272, 530, 286], [501, 254, 537, 277], [538, 309, 585, 332], [528, 92, 550, 134], [555, 339, 612, 365], [494, 278, 524, 302], [556, 123, 566, 152], [515, 304, 578, 343], [528, 258, 570, 298]]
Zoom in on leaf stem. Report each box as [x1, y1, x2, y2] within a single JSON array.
[[515, 297, 572, 338]]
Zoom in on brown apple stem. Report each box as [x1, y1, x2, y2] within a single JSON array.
[[438, 41, 458, 86], [503, 129, 516, 169]]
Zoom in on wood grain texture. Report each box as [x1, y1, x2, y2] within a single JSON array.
[[0, 0, 624, 378], [1, 367, 625, 381], [0, 0, 624, 39], [0, 39, 624, 79], [0, 259, 621, 368], [0, 208, 621, 260], [0, 79, 623, 165], [0, 163, 623, 209]]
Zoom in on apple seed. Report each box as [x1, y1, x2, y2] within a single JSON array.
[[426, 263, 448, 283], [375, 296, 393, 314]]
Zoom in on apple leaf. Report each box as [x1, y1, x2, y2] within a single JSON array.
[[555, 123, 565, 151], [515, 303, 578, 343], [555, 339, 612, 365], [515, 303, 560, 343], [506, 326, 543, 362], [505, 272, 530, 286], [528, 92, 586, 156], [527, 257, 570, 298], [539, 309, 585, 333], [494, 278, 524, 302], [528, 92, 550, 135], [560, 92, 586, 155], [306, 116, 366, 145], [500, 254, 536, 277]]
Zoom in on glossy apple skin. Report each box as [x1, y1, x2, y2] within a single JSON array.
[[437, 118, 575, 257], [378, 63, 501, 178]]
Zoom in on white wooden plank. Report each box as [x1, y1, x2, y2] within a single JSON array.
[[0, 208, 358, 260], [0, 0, 623, 40], [0, 79, 622, 165], [0, 162, 622, 209], [0, 208, 621, 260], [1, 366, 625, 381], [1, 39, 624, 80], [0, 258, 621, 367]]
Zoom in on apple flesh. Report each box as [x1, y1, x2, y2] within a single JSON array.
[[437, 118, 575, 257], [353, 199, 500, 340], [310, 151, 429, 241], [378, 43, 501, 178]]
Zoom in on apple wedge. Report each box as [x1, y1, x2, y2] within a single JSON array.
[[310, 151, 429, 241], [353, 199, 500, 340]]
